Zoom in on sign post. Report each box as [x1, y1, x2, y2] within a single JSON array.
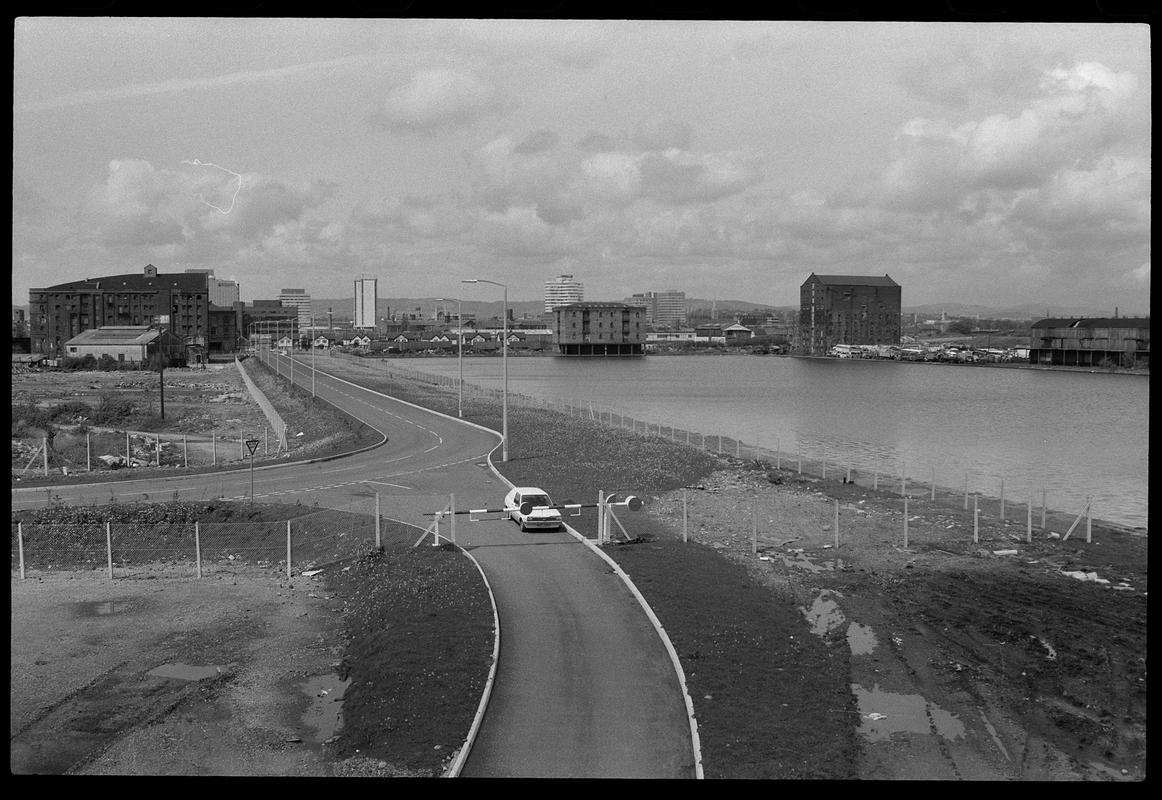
[[245, 438, 260, 501]]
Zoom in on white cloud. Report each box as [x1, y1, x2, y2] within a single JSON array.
[[369, 68, 512, 134]]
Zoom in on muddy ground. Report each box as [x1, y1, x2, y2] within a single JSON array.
[[649, 465, 1147, 780]]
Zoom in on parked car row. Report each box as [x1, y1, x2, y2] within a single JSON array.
[[826, 344, 1028, 363]]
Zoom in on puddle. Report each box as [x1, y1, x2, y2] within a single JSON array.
[[801, 590, 845, 637], [147, 663, 223, 681], [846, 622, 878, 655], [780, 553, 843, 573], [301, 673, 351, 742], [74, 598, 140, 617], [853, 683, 965, 742]]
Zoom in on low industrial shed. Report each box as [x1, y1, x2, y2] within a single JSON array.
[[63, 326, 187, 365]]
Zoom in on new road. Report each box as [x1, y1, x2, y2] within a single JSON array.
[[11, 352, 699, 778]]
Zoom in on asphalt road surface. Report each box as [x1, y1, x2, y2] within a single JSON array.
[[11, 352, 698, 778]]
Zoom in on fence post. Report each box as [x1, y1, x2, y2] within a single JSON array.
[[903, 496, 909, 549], [195, 522, 202, 579], [156, 434, 161, 467], [1000, 479, 1005, 520], [964, 472, 969, 509], [450, 493, 456, 546], [821, 458, 827, 480], [375, 493, 382, 550], [833, 499, 839, 549], [873, 461, 879, 490], [87, 433, 91, 472], [797, 447, 802, 475], [775, 439, 781, 470], [18, 522, 25, 580], [1085, 496, 1092, 544], [212, 432, 217, 466], [930, 467, 936, 501], [126, 431, 131, 466], [973, 495, 979, 544], [847, 463, 852, 484], [183, 435, 188, 468], [901, 464, 906, 497], [264, 427, 269, 456], [286, 520, 292, 579], [106, 522, 113, 581], [682, 489, 688, 544], [1041, 488, 1047, 530], [751, 500, 757, 555], [736, 438, 740, 458], [43, 436, 49, 476], [1027, 499, 1032, 544]]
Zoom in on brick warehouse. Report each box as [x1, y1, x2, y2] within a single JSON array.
[[552, 302, 646, 357], [1029, 318, 1150, 368], [797, 273, 902, 356]]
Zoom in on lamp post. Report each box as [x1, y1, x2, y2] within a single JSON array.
[[436, 297, 464, 417], [462, 279, 507, 460]]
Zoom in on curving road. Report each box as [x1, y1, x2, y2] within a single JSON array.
[[11, 351, 698, 778]]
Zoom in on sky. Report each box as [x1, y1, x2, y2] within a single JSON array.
[[11, 18, 1151, 313]]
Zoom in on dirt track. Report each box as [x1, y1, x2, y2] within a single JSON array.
[[651, 466, 1147, 780]]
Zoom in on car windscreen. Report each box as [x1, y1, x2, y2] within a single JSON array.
[[521, 495, 552, 508]]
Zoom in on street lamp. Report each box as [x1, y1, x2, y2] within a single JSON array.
[[435, 297, 464, 418], [462, 278, 507, 461]]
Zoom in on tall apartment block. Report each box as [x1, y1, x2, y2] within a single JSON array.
[[797, 274, 901, 355], [544, 274, 584, 315], [278, 288, 313, 330], [354, 276, 378, 329], [626, 290, 687, 328], [552, 302, 645, 357]]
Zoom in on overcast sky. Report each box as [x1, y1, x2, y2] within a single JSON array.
[[12, 18, 1151, 312]]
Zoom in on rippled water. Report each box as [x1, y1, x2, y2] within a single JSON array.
[[397, 354, 1149, 529]]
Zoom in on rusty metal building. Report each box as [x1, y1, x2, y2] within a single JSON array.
[[1029, 318, 1150, 367], [553, 302, 645, 357], [797, 274, 902, 355]]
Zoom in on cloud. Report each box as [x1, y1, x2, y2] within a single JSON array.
[[369, 68, 513, 133], [631, 117, 694, 151], [513, 129, 560, 155], [638, 150, 763, 205]]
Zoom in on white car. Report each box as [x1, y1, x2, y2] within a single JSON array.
[[504, 487, 563, 532]]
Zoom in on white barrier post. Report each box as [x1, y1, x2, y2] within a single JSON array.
[[106, 522, 113, 580], [126, 431, 131, 466], [87, 433, 91, 472], [598, 490, 605, 544], [286, 521, 292, 578], [450, 493, 456, 546], [195, 522, 202, 579]]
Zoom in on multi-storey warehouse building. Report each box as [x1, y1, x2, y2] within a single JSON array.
[[29, 264, 215, 358], [552, 302, 645, 357], [544, 274, 584, 315], [1029, 318, 1150, 368], [797, 273, 901, 355]]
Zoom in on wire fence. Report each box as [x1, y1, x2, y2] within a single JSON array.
[[10, 499, 428, 580], [12, 425, 292, 479], [368, 358, 1115, 535]]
